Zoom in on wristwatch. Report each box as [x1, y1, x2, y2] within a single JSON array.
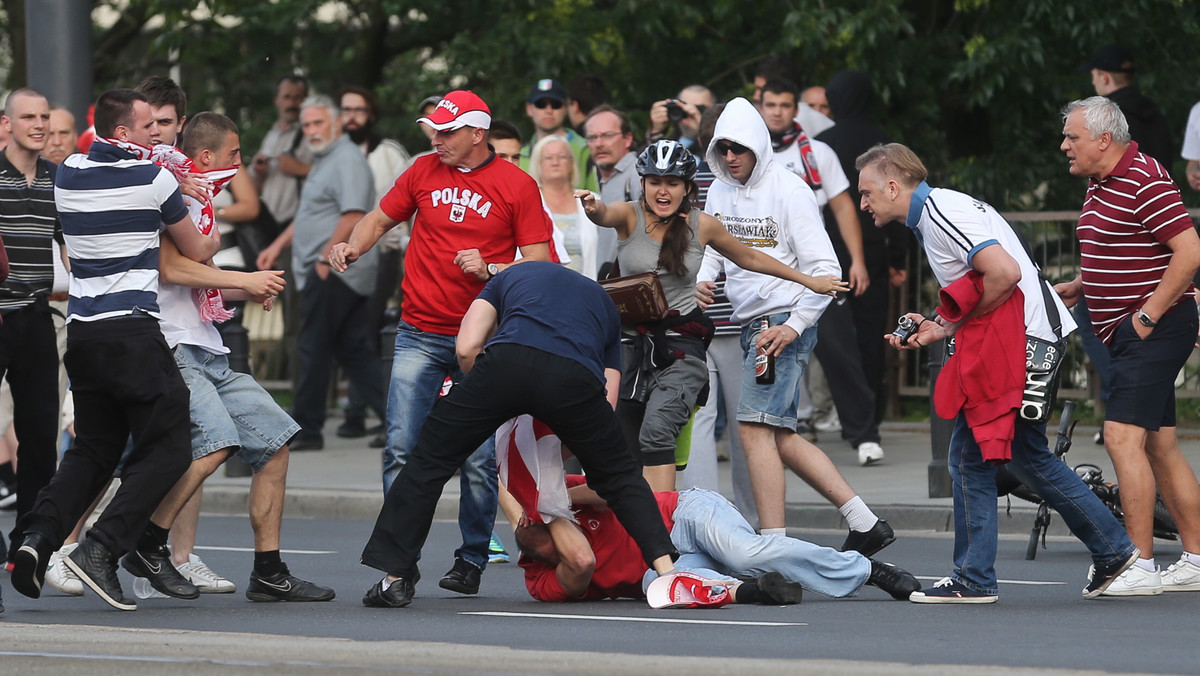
[[1137, 308, 1158, 327], [486, 263, 500, 279]]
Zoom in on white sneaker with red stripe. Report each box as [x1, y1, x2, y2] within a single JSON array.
[[646, 571, 733, 609]]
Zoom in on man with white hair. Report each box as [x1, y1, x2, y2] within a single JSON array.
[[331, 90, 553, 603], [259, 95, 384, 450], [1056, 96, 1200, 595]]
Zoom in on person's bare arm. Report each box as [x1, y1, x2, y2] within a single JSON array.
[[163, 214, 220, 262], [324, 210, 366, 260], [575, 190, 636, 236], [966, 244, 1022, 318], [328, 208, 400, 272], [216, 168, 260, 223], [828, 190, 869, 296], [256, 222, 293, 271], [276, 154, 310, 178], [456, 298, 499, 374], [1186, 160, 1200, 192], [548, 518, 596, 597], [159, 235, 285, 296], [1137, 228, 1200, 338], [701, 214, 847, 296]]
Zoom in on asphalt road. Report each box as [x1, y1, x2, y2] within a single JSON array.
[[1, 513, 1196, 675]]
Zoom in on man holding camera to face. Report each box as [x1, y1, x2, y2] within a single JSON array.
[[647, 85, 714, 157], [858, 142, 1137, 604]]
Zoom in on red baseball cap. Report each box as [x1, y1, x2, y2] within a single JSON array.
[[417, 90, 492, 131]]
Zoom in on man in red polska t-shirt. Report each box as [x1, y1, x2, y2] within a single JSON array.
[[330, 90, 552, 598]]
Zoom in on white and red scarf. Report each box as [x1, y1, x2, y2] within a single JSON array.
[[149, 144, 240, 323]]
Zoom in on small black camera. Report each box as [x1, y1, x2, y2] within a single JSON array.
[[666, 100, 685, 124], [892, 315, 919, 345]]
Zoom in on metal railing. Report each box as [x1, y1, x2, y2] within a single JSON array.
[[893, 209, 1200, 408]]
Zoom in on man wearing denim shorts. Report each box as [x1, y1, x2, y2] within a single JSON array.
[[1056, 97, 1200, 595], [121, 112, 334, 603], [858, 141, 1138, 603], [330, 90, 552, 596], [696, 98, 893, 555]]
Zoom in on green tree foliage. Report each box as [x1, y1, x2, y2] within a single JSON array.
[[1, 0, 1197, 208]]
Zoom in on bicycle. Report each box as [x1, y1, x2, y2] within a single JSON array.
[[994, 400, 1178, 560]]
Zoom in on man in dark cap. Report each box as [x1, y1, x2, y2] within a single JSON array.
[[1082, 44, 1173, 164]]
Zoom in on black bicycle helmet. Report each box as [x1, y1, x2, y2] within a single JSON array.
[[636, 139, 698, 181]]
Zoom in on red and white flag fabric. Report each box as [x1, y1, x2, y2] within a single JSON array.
[[495, 415, 573, 525]]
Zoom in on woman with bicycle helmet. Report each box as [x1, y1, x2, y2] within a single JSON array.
[[576, 140, 846, 490]]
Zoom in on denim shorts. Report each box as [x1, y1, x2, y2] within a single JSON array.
[[173, 344, 300, 472], [1105, 301, 1199, 431], [736, 313, 818, 432]]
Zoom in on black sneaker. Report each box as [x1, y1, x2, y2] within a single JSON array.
[[121, 546, 200, 599], [369, 433, 387, 449], [909, 576, 997, 604], [1083, 547, 1140, 599], [439, 557, 482, 595], [755, 572, 804, 605], [867, 559, 921, 600], [841, 519, 896, 557], [336, 420, 367, 438], [362, 576, 415, 608], [64, 538, 137, 611], [289, 435, 324, 452], [246, 564, 336, 602], [11, 531, 53, 599]]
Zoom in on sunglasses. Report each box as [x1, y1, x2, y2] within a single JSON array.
[[533, 99, 564, 110], [716, 141, 751, 156]]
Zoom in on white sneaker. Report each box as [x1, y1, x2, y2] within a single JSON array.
[[45, 543, 84, 596], [1100, 564, 1163, 596], [1161, 555, 1200, 591], [176, 553, 237, 593], [815, 410, 842, 433], [857, 442, 885, 466]]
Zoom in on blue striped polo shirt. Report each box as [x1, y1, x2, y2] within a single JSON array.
[[55, 141, 188, 323]]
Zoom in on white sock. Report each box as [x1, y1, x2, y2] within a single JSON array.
[[1134, 557, 1156, 573], [839, 496, 879, 532], [759, 527, 787, 537], [1183, 551, 1200, 567]]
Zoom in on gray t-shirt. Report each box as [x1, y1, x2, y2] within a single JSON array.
[[292, 135, 375, 295], [617, 205, 703, 315], [257, 122, 314, 225]]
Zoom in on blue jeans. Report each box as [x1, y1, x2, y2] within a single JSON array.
[[640, 488, 870, 598], [383, 321, 497, 570], [948, 415, 1136, 595], [736, 313, 818, 432]]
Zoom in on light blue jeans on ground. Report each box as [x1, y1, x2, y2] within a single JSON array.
[[383, 321, 497, 570], [641, 488, 870, 598], [948, 414, 1136, 595]]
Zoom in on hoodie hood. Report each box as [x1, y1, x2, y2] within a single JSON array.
[[707, 97, 773, 191], [825, 69, 875, 122]]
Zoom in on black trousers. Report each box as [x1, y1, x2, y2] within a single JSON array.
[[292, 271, 388, 438], [361, 343, 678, 578], [20, 318, 192, 556], [813, 296, 881, 448], [0, 302, 60, 547]]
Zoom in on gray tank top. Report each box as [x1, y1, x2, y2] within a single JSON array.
[[617, 204, 704, 314]]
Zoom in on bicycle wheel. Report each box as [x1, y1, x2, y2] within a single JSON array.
[[1153, 496, 1179, 541]]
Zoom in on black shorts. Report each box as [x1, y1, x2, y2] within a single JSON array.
[[1105, 301, 1198, 431]]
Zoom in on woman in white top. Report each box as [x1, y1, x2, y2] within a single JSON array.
[[529, 135, 601, 279]]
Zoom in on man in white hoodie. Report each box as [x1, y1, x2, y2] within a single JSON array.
[[697, 98, 893, 556]]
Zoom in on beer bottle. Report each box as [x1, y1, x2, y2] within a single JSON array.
[[755, 317, 775, 385]]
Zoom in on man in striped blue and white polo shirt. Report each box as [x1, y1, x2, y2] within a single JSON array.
[[11, 89, 219, 611], [0, 88, 62, 564]]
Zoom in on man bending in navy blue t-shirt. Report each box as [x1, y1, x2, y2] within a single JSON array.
[[356, 260, 679, 607]]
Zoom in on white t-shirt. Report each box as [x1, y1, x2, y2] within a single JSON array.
[[158, 196, 228, 354], [1181, 101, 1200, 161], [908, 184, 1076, 343], [772, 136, 850, 210]]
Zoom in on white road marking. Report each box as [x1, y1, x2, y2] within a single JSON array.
[[461, 611, 805, 627], [916, 575, 1065, 586], [194, 545, 336, 555]]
